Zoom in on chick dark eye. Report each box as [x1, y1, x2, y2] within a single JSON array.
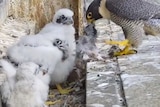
[[61, 15, 65, 19], [56, 39, 62, 45]]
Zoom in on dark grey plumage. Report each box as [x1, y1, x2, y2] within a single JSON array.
[[76, 23, 98, 59], [76, 24, 97, 53], [106, 0, 160, 20], [144, 19, 160, 35]]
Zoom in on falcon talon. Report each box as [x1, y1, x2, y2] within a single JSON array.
[[113, 48, 137, 56], [45, 100, 61, 105]]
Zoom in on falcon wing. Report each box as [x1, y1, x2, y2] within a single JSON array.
[[106, 0, 160, 20]]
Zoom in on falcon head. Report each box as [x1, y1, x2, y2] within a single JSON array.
[[53, 8, 74, 25], [86, 0, 102, 23]]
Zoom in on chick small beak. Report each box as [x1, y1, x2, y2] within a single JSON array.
[[64, 18, 74, 25]]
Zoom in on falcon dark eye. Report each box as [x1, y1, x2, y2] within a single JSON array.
[[87, 12, 92, 19]]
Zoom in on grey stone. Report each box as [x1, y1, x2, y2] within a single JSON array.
[[86, 11, 160, 107], [117, 25, 160, 107], [86, 19, 123, 107], [86, 61, 119, 107], [0, 0, 3, 4]]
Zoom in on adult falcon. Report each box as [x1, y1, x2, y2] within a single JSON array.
[[86, 0, 160, 56]]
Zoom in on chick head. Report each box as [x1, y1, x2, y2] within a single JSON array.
[[53, 8, 74, 25]]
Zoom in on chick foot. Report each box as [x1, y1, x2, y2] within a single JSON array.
[[45, 100, 61, 105], [48, 89, 55, 98], [56, 84, 73, 94], [48, 94, 55, 98], [106, 39, 137, 56]]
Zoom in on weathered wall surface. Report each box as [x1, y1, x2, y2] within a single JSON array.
[[0, 0, 9, 25], [9, 0, 83, 35]]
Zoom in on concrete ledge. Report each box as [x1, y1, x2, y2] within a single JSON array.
[[86, 19, 123, 107], [118, 37, 160, 107], [86, 17, 160, 107], [86, 61, 119, 107]]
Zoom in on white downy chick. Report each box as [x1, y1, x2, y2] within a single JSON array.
[[8, 62, 49, 107], [6, 39, 67, 75], [39, 8, 75, 51], [18, 8, 75, 48], [0, 59, 16, 106], [7, 8, 75, 90], [39, 8, 75, 39], [36, 65, 50, 86], [39, 8, 76, 85]]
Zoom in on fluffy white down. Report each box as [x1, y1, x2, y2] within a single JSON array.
[[52, 8, 74, 24], [7, 8, 76, 85], [0, 59, 16, 104], [39, 8, 76, 84], [36, 67, 50, 86], [18, 34, 54, 47], [8, 62, 49, 107], [7, 45, 63, 75]]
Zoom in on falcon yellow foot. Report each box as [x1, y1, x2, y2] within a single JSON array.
[[105, 39, 130, 47], [45, 100, 61, 105], [106, 39, 137, 56], [56, 84, 73, 94], [114, 46, 137, 56]]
